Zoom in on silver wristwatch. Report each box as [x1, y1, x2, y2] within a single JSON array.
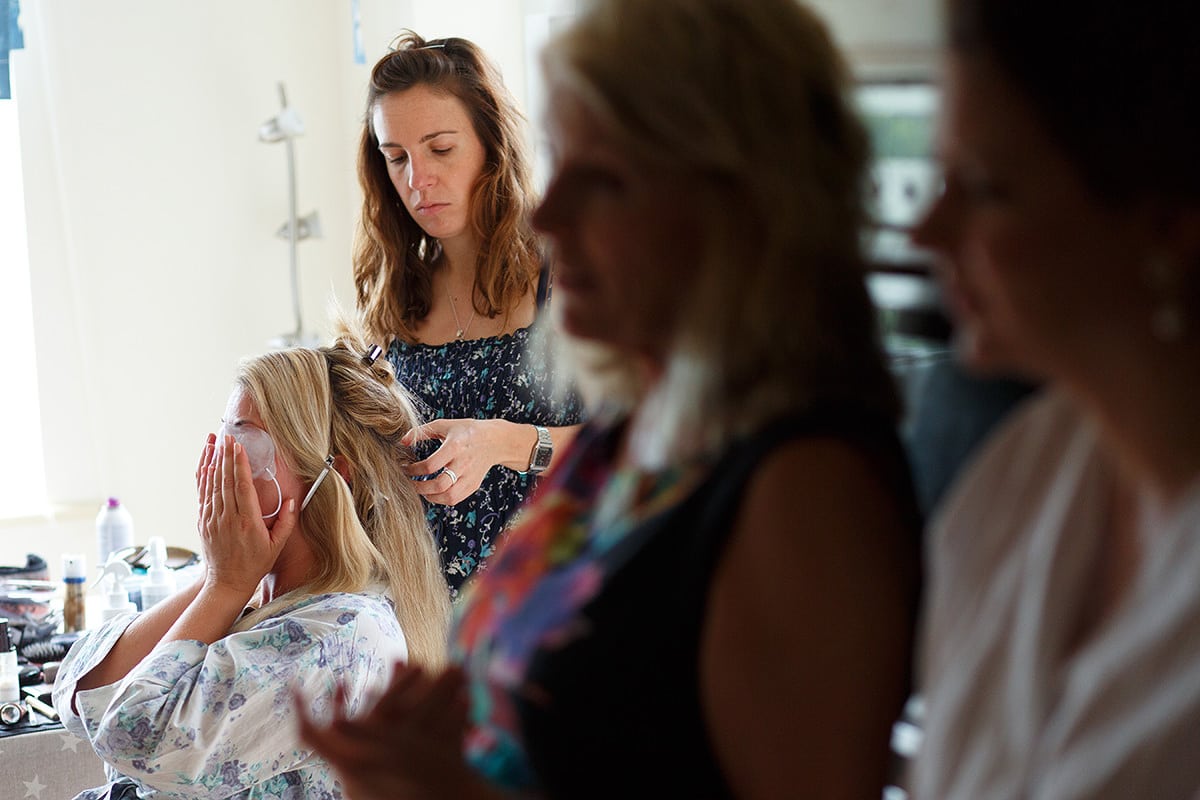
[[527, 425, 553, 474]]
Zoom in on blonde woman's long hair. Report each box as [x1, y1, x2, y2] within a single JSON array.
[[231, 332, 450, 668], [541, 0, 899, 467]]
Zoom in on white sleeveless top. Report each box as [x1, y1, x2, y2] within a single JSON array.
[[912, 389, 1200, 799]]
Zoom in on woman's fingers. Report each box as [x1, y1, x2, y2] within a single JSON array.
[[403, 448, 449, 478], [375, 663, 426, 717], [416, 469, 483, 506], [399, 420, 448, 448], [230, 440, 263, 519], [399, 419, 493, 506], [294, 667, 471, 800], [211, 437, 229, 519], [220, 435, 241, 515], [269, 495, 299, 547], [410, 666, 467, 733], [295, 688, 365, 764], [197, 437, 214, 511], [295, 683, 397, 774], [195, 433, 216, 495], [400, 420, 457, 476], [204, 439, 294, 594]]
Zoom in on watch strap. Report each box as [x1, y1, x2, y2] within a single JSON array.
[[527, 425, 553, 474]]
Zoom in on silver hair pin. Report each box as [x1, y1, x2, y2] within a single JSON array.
[[301, 455, 336, 510], [363, 344, 383, 365]]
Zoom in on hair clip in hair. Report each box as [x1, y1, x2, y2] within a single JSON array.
[[301, 455, 337, 511], [418, 43, 446, 50], [363, 344, 383, 365]]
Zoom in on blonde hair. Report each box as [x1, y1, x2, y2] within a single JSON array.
[[542, 0, 898, 466], [232, 329, 450, 668]]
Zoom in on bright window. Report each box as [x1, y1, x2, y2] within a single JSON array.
[[0, 95, 48, 517]]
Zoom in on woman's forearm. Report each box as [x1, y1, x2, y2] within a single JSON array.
[[493, 421, 583, 474], [73, 576, 205, 694], [159, 580, 255, 647]]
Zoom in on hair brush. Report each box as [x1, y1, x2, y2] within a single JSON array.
[[20, 633, 77, 664]]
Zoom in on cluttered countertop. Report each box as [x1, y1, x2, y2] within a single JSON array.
[[1, 554, 104, 798], [1, 536, 202, 798], [1, 555, 83, 734]]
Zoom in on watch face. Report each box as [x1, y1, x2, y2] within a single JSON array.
[[531, 446, 553, 471], [528, 426, 553, 474]]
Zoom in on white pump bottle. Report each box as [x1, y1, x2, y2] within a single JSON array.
[[141, 537, 177, 610], [99, 559, 138, 621]]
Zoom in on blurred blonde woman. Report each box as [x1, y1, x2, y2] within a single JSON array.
[[299, 1, 922, 798], [53, 332, 450, 799]]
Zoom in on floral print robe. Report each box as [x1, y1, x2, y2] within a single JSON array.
[[52, 591, 407, 799]]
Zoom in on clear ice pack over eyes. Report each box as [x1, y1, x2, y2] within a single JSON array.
[[218, 422, 277, 479], [216, 422, 283, 518]]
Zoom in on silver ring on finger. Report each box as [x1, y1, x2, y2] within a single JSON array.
[[443, 467, 459, 485]]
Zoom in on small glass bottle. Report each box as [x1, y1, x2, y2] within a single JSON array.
[[0, 618, 19, 705], [62, 554, 88, 633]]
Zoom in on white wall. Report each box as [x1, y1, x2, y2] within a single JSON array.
[[808, 0, 941, 79], [1, 0, 936, 578]]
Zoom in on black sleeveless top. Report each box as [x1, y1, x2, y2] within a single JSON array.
[[454, 408, 922, 797]]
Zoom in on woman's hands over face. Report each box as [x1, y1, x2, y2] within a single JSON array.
[[197, 434, 298, 598], [296, 662, 471, 800]]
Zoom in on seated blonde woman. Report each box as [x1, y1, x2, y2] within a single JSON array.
[[52, 333, 451, 799]]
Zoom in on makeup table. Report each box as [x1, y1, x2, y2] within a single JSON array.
[[0, 696, 107, 798]]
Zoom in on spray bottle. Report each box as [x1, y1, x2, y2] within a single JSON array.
[[140, 537, 177, 610], [99, 559, 138, 622]]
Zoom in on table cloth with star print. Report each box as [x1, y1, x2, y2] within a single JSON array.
[[0, 725, 107, 799], [51, 589, 407, 799]]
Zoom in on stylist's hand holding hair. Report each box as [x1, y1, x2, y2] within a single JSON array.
[[353, 31, 585, 596], [399, 418, 541, 506]]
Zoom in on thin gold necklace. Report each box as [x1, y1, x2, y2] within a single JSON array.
[[446, 284, 478, 340]]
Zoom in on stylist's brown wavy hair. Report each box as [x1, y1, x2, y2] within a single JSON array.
[[355, 31, 541, 345]]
